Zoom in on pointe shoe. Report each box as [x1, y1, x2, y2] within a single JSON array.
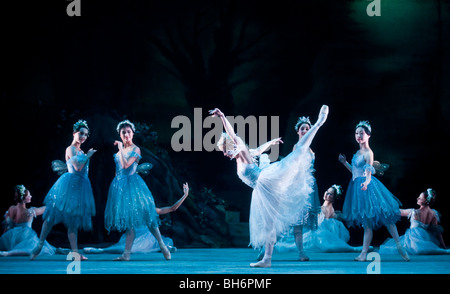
[[113, 251, 131, 261], [316, 105, 329, 127], [396, 244, 410, 262], [30, 241, 44, 260], [250, 259, 272, 268], [354, 252, 368, 262], [298, 253, 310, 262], [161, 246, 171, 260]]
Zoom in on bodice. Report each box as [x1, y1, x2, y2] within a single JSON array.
[[351, 152, 375, 180], [114, 151, 141, 178], [67, 151, 89, 177], [237, 162, 261, 189]]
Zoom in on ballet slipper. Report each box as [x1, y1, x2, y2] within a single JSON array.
[[298, 253, 310, 262], [396, 243, 410, 262], [161, 246, 171, 260], [30, 241, 44, 260], [316, 105, 329, 127], [113, 250, 131, 261], [250, 259, 272, 268], [354, 252, 368, 262]]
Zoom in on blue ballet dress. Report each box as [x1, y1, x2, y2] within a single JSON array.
[[342, 152, 401, 230], [43, 151, 96, 231], [237, 138, 315, 249], [0, 208, 56, 256], [104, 151, 160, 233], [379, 209, 450, 255]]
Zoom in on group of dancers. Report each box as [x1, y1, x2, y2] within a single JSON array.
[[1, 105, 448, 268]]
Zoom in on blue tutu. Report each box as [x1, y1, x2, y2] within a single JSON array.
[[342, 153, 401, 230], [104, 151, 160, 233], [43, 152, 96, 231]]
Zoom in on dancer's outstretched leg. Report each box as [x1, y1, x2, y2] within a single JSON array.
[[30, 220, 53, 260], [296, 105, 329, 151], [114, 228, 135, 261], [294, 225, 309, 261], [386, 224, 409, 261], [149, 226, 171, 260]]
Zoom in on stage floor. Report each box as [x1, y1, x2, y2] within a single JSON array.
[[1, 248, 449, 274]]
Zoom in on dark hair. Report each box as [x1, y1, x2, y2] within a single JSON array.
[[14, 185, 29, 203], [73, 120, 90, 135], [358, 125, 371, 136]]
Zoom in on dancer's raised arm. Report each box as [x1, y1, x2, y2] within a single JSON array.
[[209, 108, 238, 144], [250, 138, 283, 157], [156, 183, 189, 215]]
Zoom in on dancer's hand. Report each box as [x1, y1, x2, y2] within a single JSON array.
[[272, 137, 284, 145], [361, 180, 369, 191], [87, 148, 97, 158], [114, 140, 123, 151], [338, 154, 346, 164], [209, 108, 224, 117], [183, 182, 189, 196]]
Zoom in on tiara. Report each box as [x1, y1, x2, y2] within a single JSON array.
[[331, 184, 343, 197], [356, 120, 371, 133], [73, 119, 89, 131], [295, 116, 311, 131], [117, 120, 136, 134]]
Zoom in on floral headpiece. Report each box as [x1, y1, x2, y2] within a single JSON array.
[[356, 120, 372, 133], [426, 188, 436, 204], [15, 185, 27, 200], [295, 116, 312, 131], [331, 184, 343, 198], [117, 120, 136, 134], [73, 119, 89, 133]]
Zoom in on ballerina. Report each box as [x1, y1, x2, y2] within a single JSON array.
[[338, 120, 409, 261], [104, 120, 171, 261], [379, 189, 449, 255], [210, 105, 328, 267], [84, 183, 189, 255], [0, 185, 57, 257], [31, 120, 96, 260]]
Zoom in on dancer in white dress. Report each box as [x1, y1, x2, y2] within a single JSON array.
[[210, 105, 328, 267]]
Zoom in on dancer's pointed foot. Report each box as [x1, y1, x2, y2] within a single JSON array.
[[30, 241, 44, 260], [316, 105, 329, 127], [354, 252, 368, 262], [396, 243, 410, 262], [298, 253, 310, 261], [161, 246, 171, 260], [250, 259, 272, 268], [113, 251, 130, 261]]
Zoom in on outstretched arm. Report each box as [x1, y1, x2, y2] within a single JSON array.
[[156, 183, 189, 215], [250, 138, 283, 157]]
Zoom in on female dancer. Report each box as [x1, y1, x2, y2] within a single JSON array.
[[210, 105, 328, 267], [31, 120, 96, 260], [380, 189, 449, 255], [84, 183, 188, 255], [291, 116, 321, 260], [338, 121, 409, 261], [104, 120, 171, 261], [1, 185, 56, 257]]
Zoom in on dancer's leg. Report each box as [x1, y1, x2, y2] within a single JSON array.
[[250, 242, 273, 268], [30, 220, 53, 260], [386, 224, 409, 261], [114, 228, 135, 261], [149, 226, 171, 260], [355, 222, 373, 261], [294, 225, 309, 261], [296, 105, 329, 150], [67, 226, 88, 261]]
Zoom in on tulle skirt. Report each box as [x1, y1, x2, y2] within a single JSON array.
[[43, 172, 96, 231], [249, 145, 315, 249], [379, 227, 450, 255], [104, 174, 160, 233], [0, 226, 55, 256], [342, 176, 401, 230]]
